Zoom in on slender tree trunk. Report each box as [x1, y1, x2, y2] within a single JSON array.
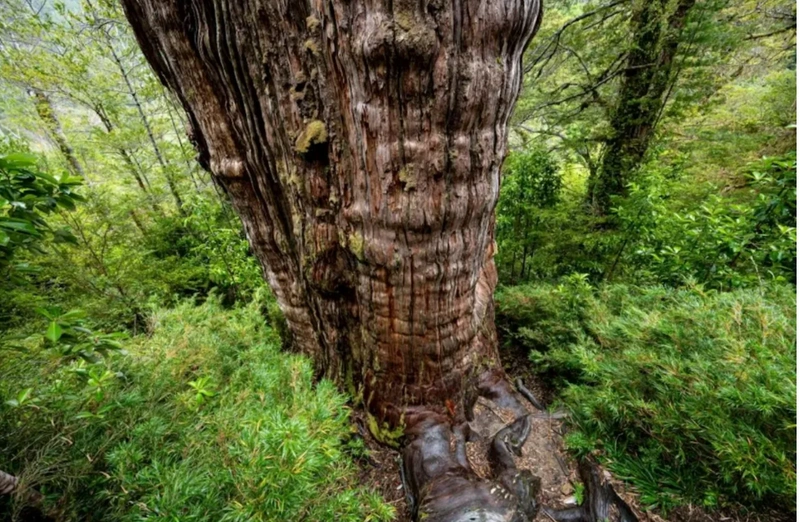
[[589, 0, 697, 215], [123, 2, 541, 519], [30, 89, 84, 177], [519, 218, 531, 281], [163, 93, 203, 192], [129, 210, 147, 235], [92, 104, 164, 215], [101, 30, 186, 213]]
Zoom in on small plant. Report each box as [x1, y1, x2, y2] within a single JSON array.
[[574, 482, 585, 506], [0, 152, 83, 278], [37, 306, 126, 362], [4, 387, 35, 409], [186, 375, 216, 410]]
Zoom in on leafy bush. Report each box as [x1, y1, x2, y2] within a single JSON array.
[[0, 296, 393, 522], [0, 152, 83, 278], [496, 280, 796, 511], [496, 146, 562, 283], [0, 188, 266, 332], [616, 151, 796, 288], [493, 150, 797, 289]]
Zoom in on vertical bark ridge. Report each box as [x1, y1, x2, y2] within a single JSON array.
[[318, 0, 541, 425]]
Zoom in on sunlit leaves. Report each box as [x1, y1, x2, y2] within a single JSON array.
[[0, 151, 83, 275]]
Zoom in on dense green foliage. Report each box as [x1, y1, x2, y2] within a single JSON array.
[[496, 146, 562, 283], [0, 296, 393, 522], [0, 151, 83, 276], [0, 0, 795, 520], [497, 280, 796, 511], [493, 1, 796, 513]]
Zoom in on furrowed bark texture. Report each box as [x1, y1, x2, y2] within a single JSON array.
[[121, 0, 540, 430]]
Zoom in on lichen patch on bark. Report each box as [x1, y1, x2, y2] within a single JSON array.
[[294, 120, 327, 154]]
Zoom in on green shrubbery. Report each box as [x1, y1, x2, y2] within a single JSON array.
[[496, 279, 796, 511], [494, 150, 797, 289], [0, 295, 393, 522]]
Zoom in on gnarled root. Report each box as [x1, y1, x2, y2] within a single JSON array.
[[0, 469, 17, 495], [402, 370, 541, 521], [401, 370, 637, 522], [543, 458, 638, 522]]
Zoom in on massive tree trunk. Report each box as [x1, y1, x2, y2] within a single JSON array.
[[122, 1, 541, 519], [589, 0, 696, 216]]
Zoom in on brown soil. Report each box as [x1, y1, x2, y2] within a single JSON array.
[[351, 410, 412, 521]]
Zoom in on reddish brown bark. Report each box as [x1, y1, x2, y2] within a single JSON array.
[[121, 3, 551, 518], [122, 0, 541, 433]]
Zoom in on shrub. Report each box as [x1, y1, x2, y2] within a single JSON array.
[[496, 146, 563, 283], [496, 280, 797, 512], [0, 296, 393, 522]]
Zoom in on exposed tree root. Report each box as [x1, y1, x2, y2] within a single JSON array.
[[0, 470, 17, 496], [401, 371, 637, 522], [516, 378, 546, 411], [543, 459, 639, 522]]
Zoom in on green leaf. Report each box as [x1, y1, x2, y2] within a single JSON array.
[[33, 171, 60, 185], [0, 153, 37, 169], [0, 219, 40, 236], [59, 309, 86, 322], [35, 306, 62, 320], [46, 321, 63, 342], [54, 195, 76, 210], [17, 387, 33, 404]]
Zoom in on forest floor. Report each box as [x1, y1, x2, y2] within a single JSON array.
[[354, 345, 789, 522]]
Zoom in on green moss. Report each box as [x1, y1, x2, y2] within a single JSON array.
[[395, 11, 414, 31], [366, 413, 405, 448], [294, 120, 328, 154], [328, 190, 339, 205], [398, 166, 416, 191], [306, 15, 320, 31], [304, 38, 320, 55], [348, 231, 365, 261], [287, 167, 303, 192]]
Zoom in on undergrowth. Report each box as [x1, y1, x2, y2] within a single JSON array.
[[497, 278, 796, 513], [0, 294, 394, 522]]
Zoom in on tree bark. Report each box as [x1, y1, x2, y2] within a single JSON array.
[[589, 0, 697, 216], [122, 2, 542, 518], [123, 0, 539, 426], [30, 89, 85, 178]]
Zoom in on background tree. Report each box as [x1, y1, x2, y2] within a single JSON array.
[[495, 146, 561, 283], [515, 0, 796, 216]]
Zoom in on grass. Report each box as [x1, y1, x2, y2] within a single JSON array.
[[496, 278, 796, 513], [0, 293, 394, 522]]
